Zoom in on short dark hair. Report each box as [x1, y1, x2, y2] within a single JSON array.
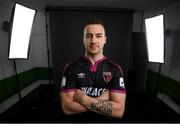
[[84, 18, 105, 29]]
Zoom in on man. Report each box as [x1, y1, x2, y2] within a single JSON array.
[[60, 18, 126, 119]]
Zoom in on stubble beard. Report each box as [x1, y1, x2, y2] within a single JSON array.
[[86, 48, 102, 57]]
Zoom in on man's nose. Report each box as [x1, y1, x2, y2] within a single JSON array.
[[91, 36, 96, 43]]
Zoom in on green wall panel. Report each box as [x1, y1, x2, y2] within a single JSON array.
[[0, 67, 50, 103], [1, 68, 180, 103], [146, 70, 180, 99]]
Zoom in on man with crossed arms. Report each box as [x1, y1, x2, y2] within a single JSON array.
[[60, 18, 126, 119]]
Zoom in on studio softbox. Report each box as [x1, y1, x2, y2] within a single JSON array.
[[9, 3, 36, 59], [145, 14, 164, 63]]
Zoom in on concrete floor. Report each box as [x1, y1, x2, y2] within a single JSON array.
[[0, 84, 180, 123]]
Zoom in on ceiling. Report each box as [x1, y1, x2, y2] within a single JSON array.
[[10, 0, 179, 11]]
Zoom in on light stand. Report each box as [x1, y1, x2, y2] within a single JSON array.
[[12, 60, 22, 101], [155, 63, 162, 99], [152, 63, 163, 117]]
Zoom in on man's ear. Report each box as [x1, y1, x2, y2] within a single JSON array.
[[83, 37, 85, 45], [104, 35, 107, 44]]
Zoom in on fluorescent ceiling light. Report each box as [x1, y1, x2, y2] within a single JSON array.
[[9, 3, 36, 59], [145, 14, 164, 63]]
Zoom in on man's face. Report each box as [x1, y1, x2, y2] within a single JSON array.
[[83, 24, 107, 56]]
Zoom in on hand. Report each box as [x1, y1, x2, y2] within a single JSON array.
[[73, 89, 86, 104], [96, 90, 110, 101]]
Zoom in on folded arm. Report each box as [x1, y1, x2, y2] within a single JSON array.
[[60, 90, 110, 115], [73, 89, 126, 118], [60, 91, 88, 115]]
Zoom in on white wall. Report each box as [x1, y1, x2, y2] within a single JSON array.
[[0, 0, 17, 79], [165, 1, 180, 81], [31, 11, 48, 67], [0, 0, 48, 79], [132, 11, 143, 32]]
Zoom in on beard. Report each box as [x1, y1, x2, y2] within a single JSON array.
[[87, 51, 98, 56], [86, 47, 102, 56]]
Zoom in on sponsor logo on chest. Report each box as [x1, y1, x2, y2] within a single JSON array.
[[81, 87, 107, 97]]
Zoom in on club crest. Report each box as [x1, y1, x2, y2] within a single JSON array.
[[103, 72, 112, 83]]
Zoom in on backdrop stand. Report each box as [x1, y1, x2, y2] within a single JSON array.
[[45, 8, 54, 102]]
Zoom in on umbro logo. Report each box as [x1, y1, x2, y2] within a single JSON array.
[[77, 73, 85, 78]]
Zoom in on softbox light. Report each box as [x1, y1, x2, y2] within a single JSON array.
[[145, 14, 164, 63], [9, 3, 36, 59]]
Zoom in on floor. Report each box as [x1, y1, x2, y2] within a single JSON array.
[[0, 84, 180, 123]]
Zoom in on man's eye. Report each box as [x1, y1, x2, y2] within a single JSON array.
[[97, 35, 102, 38], [86, 35, 92, 38]]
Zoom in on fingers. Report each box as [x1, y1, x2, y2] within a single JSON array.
[[96, 90, 110, 101], [73, 89, 86, 103]]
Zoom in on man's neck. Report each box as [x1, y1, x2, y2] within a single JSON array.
[[85, 53, 104, 65]]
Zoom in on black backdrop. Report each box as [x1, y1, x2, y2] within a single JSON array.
[[48, 8, 133, 83]]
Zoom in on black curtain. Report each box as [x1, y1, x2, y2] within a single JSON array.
[[48, 8, 133, 83]]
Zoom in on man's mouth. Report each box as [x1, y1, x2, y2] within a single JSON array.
[[90, 45, 98, 50]]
